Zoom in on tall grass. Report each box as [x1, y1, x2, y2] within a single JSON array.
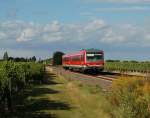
[[110, 77, 150, 118]]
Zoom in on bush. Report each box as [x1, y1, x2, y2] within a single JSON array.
[[0, 61, 45, 110], [110, 77, 150, 118]]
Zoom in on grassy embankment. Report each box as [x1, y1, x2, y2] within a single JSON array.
[[2, 67, 150, 118], [2, 67, 111, 118]]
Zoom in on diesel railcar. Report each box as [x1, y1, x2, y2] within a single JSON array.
[[62, 49, 104, 72]]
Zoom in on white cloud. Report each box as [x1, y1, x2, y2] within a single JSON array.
[[44, 20, 61, 32], [101, 28, 125, 43], [42, 31, 63, 42], [0, 32, 7, 40], [83, 19, 106, 32], [144, 34, 150, 46], [42, 21, 64, 42], [0, 19, 150, 48], [146, 34, 150, 39], [0, 19, 150, 59], [16, 28, 37, 42]]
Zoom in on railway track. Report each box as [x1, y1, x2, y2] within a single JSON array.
[[56, 67, 116, 81], [51, 66, 149, 79], [68, 70, 117, 82], [50, 66, 118, 90], [48, 66, 150, 90]]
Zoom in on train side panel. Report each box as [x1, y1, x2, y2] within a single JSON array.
[[62, 49, 104, 71]]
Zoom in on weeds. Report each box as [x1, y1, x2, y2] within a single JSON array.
[[110, 77, 150, 118]]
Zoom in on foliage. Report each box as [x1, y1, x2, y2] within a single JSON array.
[[106, 60, 120, 62], [3, 52, 8, 61], [0, 61, 45, 110], [105, 61, 150, 73], [110, 77, 150, 118], [8, 56, 37, 62], [43, 58, 53, 65]]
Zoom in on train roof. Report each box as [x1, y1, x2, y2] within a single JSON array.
[[63, 50, 84, 57], [84, 48, 103, 52], [63, 48, 103, 58]]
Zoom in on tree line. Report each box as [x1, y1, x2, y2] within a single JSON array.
[[2, 51, 37, 62]]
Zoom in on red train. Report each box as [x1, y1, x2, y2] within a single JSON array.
[[62, 49, 104, 72]]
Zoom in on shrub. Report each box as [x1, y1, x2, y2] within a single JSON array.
[[110, 77, 150, 118]]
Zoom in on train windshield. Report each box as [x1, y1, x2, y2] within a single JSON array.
[[86, 52, 103, 62]]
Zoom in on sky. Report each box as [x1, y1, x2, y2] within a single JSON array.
[[0, 0, 150, 60]]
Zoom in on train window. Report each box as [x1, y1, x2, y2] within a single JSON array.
[[64, 57, 69, 62], [86, 53, 103, 62], [72, 55, 80, 61]]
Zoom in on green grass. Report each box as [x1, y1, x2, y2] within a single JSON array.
[[3, 65, 149, 118], [1, 68, 112, 118]]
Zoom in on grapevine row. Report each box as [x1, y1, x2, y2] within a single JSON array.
[[105, 62, 150, 73], [0, 61, 45, 111]]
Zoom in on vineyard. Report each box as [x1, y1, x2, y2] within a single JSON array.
[[105, 61, 150, 73], [0, 61, 45, 111]]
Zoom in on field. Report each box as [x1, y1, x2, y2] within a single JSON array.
[[1, 65, 112, 118], [105, 61, 150, 73], [0, 64, 150, 118], [0, 61, 45, 114], [0, 62, 150, 118]]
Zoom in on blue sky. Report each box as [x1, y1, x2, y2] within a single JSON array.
[[0, 0, 150, 60]]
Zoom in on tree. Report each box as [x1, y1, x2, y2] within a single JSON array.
[[106, 60, 120, 62], [3, 51, 9, 61], [8, 57, 14, 61], [53, 51, 64, 65], [31, 56, 36, 62]]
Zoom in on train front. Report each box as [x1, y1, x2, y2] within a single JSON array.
[[85, 49, 104, 72]]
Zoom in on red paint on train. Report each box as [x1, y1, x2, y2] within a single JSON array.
[[62, 49, 104, 71]]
